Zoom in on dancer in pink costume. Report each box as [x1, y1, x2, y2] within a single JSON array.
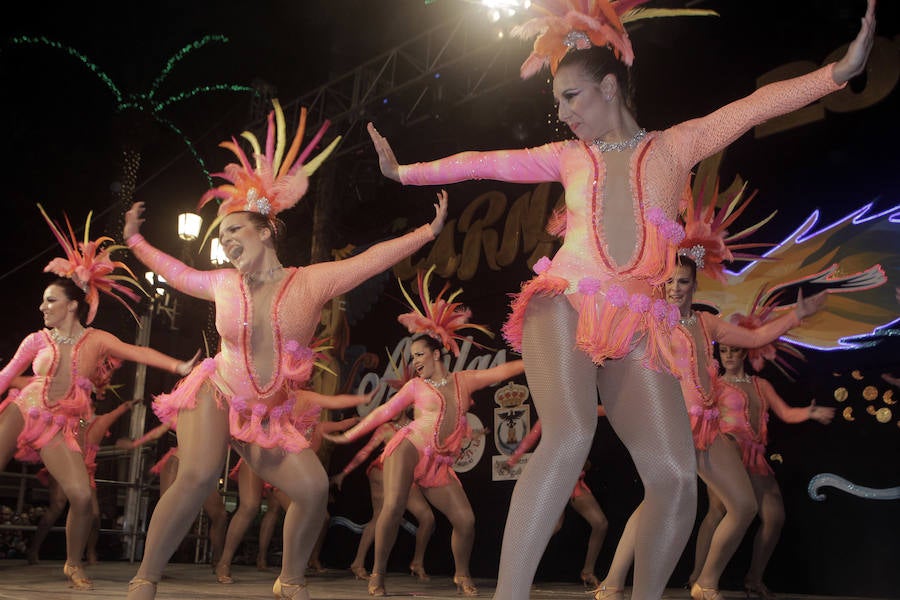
[[327, 269, 524, 596], [118, 422, 229, 570], [123, 99, 447, 600], [367, 1, 875, 596], [0, 209, 197, 591], [506, 405, 609, 588], [596, 254, 824, 600], [29, 399, 136, 565], [687, 341, 834, 599], [331, 409, 436, 582]]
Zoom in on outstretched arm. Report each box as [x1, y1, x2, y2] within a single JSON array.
[[295, 388, 371, 410], [370, 122, 562, 187], [100, 331, 199, 376], [464, 360, 526, 392], [507, 420, 542, 467], [124, 202, 219, 301], [305, 191, 446, 301], [87, 400, 136, 445], [116, 421, 172, 450], [325, 383, 417, 444], [331, 425, 391, 489], [760, 379, 834, 425], [705, 290, 825, 348]]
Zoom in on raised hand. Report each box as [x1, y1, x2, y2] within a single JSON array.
[[124, 202, 146, 240], [176, 349, 202, 376], [832, 0, 877, 84], [368, 123, 401, 182], [430, 189, 449, 236], [808, 400, 835, 425]]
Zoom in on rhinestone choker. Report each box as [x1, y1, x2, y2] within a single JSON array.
[[679, 312, 697, 327], [723, 374, 752, 384], [592, 128, 647, 153], [50, 328, 84, 345], [424, 377, 449, 388]]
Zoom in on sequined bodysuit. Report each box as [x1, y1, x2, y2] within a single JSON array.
[[342, 363, 523, 488], [399, 65, 842, 370], [717, 376, 781, 476], [127, 226, 434, 452], [0, 328, 179, 462]]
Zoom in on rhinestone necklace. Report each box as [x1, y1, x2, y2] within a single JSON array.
[[424, 377, 449, 388], [723, 374, 752, 384], [679, 312, 697, 327], [244, 264, 284, 284], [50, 328, 84, 345], [592, 128, 647, 153]]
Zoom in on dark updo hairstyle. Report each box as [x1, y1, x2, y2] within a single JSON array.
[[675, 253, 698, 282], [49, 277, 89, 324], [411, 334, 445, 355], [242, 211, 286, 252], [557, 45, 636, 113]]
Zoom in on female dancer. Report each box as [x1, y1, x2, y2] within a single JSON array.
[[688, 343, 834, 600], [505, 406, 609, 588], [28, 399, 137, 565], [215, 413, 357, 583], [367, 1, 875, 595], [0, 232, 197, 589], [595, 254, 824, 600], [328, 333, 524, 596], [330, 409, 436, 581], [117, 422, 229, 568], [123, 99, 447, 600]]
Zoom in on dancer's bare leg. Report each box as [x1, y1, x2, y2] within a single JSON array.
[[694, 436, 757, 591], [494, 296, 600, 600], [407, 484, 435, 572], [86, 488, 101, 564], [241, 444, 329, 594], [201, 487, 228, 566], [217, 460, 264, 579], [0, 405, 24, 471], [422, 479, 475, 580], [129, 387, 230, 598], [373, 440, 417, 588], [571, 493, 609, 581], [351, 470, 384, 574], [744, 473, 784, 592], [257, 497, 283, 569], [41, 441, 94, 574], [597, 344, 696, 600], [28, 476, 67, 564], [689, 489, 725, 586]]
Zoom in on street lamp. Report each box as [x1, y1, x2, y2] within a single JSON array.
[[210, 238, 229, 266], [177, 212, 202, 241]]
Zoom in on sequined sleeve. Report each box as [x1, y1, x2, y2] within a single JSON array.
[[702, 310, 801, 348], [340, 424, 391, 475], [303, 225, 435, 302], [127, 234, 220, 301], [459, 360, 525, 393], [95, 329, 180, 374], [0, 332, 43, 395], [399, 143, 563, 186], [341, 382, 418, 443], [508, 419, 542, 467], [664, 63, 844, 171]]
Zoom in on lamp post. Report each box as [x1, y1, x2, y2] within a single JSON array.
[[122, 211, 202, 561]]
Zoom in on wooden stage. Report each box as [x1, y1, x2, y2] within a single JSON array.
[[0, 561, 888, 599]]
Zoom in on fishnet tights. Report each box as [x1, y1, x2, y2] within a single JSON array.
[[494, 296, 696, 600]]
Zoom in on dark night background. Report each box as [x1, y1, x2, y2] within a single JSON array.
[[1, 0, 899, 596]]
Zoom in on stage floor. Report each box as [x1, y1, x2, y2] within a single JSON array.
[[0, 561, 887, 599]]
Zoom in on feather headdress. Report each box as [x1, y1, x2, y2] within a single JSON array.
[[198, 99, 341, 247], [38, 204, 143, 324], [729, 290, 806, 379], [511, 0, 717, 78], [678, 178, 776, 283], [397, 265, 494, 357]]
